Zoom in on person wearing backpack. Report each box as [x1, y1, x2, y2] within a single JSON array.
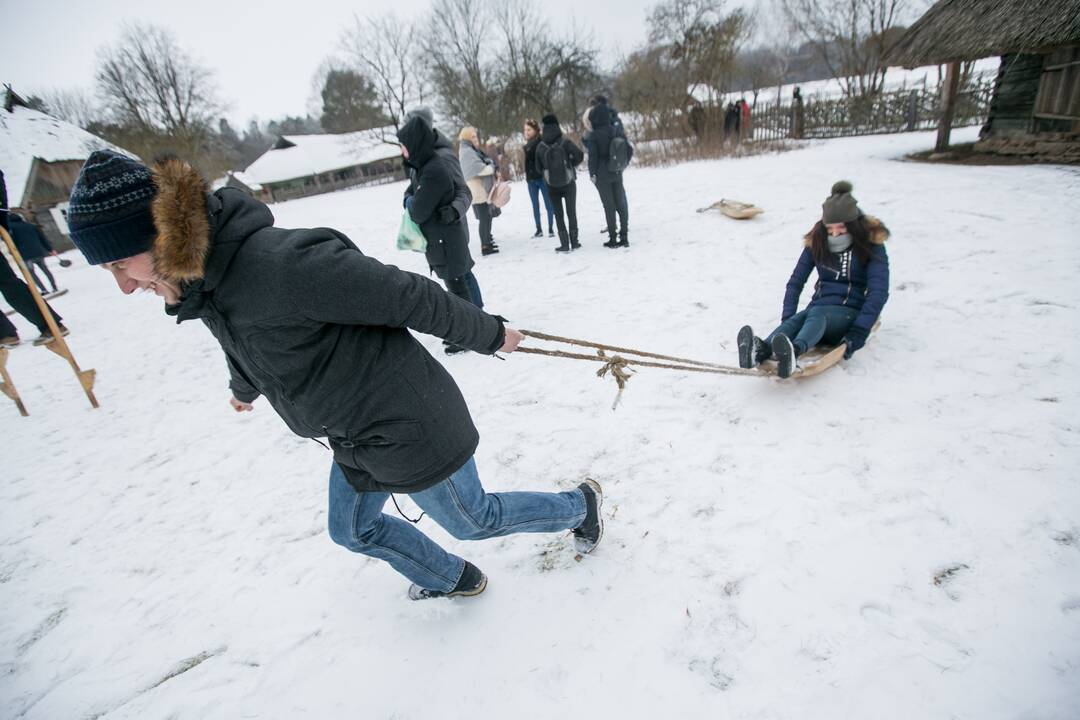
[[587, 98, 633, 248], [522, 118, 555, 238], [534, 113, 585, 252]]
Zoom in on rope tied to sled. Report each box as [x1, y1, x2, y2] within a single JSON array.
[[516, 329, 761, 409]]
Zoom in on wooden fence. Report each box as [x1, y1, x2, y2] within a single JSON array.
[[750, 76, 996, 142]]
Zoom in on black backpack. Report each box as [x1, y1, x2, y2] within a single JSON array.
[[608, 135, 631, 174], [542, 141, 575, 188]]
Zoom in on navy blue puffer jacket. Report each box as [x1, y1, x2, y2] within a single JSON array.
[[782, 216, 890, 335]]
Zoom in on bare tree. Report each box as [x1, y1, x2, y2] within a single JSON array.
[[340, 13, 428, 134], [645, 0, 752, 135], [495, 1, 600, 130], [779, 0, 911, 98], [32, 87, 102, 128], [423, 0, 501, 133], [97, 23, 222, 136]]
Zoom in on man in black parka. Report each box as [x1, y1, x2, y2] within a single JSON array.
[[65, 150, 604, 601], [587, 99, 632, 249], [399, 113, 486, 355]]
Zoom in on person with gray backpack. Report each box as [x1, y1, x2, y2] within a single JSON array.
[[535, 113, 584, 252], [587, 98, 633, 248]]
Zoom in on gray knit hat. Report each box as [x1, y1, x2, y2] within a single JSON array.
[[821, 180, 860, 224], [67, 150, 157, 265], [404, 106, 435, 128]]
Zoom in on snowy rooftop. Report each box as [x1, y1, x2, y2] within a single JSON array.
[[211, 170, 263, 192], [243, 127, 402, 185], [0, 106, 130, 208]]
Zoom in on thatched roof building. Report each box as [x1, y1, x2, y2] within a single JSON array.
[[889, 0, 1080, 68], [890, 0, 1079, 160]]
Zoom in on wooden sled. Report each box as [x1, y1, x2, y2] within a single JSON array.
[[758, 321, 880, 379], [696, 199, 764, 219]]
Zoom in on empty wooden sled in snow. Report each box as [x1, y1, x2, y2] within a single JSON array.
[[758, 321, 881, 379], [697, 199, 764, 219]]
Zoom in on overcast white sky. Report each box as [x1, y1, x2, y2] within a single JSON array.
[[2, 0, 672, 126]]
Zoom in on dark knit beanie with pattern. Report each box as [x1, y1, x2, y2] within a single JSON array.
[[821, 180, 860, 224], [67, 150, 157, 265]]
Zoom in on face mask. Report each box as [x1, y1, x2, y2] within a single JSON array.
[[827, 233, 852, 253]]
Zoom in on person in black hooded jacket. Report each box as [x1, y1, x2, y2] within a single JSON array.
[[65, 149, 606, 602], [399, 113, 484, 355], [535, 113, 584, 252], [587, 99, 632, 248]]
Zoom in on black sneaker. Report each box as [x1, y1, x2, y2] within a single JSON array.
[[444, 344, 469, 355], [532, 229, 543, 238], [772, 333, 797, 379], [737, 325, 768, 369], [570, 242, 581, 250], [573, 478, 604, 554], [548, 229, 555, 237], [603, 240, 620, 249], [481, 244, 500, 256], [408, 561, 487, 601]]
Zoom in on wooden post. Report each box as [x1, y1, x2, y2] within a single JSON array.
[[0, 346, 29, 416], [936, 61, 962, 152], [0, 226, 99, 409]]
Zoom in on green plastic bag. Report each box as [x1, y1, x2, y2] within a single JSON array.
[[396, 211, 427, 253]]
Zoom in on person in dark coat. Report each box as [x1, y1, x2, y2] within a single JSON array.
[[0, 172, 67, 347], [66, 149, 605, 601], [399, 113, 484, 355], [737, 181, 890, 378], [10, 213, 59, 294], [522, 118, 555, 238], [587, 99, 633, 248], [535, 113, 585, 252]]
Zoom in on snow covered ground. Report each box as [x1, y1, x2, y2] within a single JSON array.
[[2, 127, 1079, 719]]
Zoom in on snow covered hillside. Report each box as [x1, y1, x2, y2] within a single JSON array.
[[2, 127, 1079, 719]]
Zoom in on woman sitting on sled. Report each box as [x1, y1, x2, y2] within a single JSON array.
[[738, 181, 889, 378]]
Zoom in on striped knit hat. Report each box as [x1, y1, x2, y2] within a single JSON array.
[[68, 150, 157, 265]]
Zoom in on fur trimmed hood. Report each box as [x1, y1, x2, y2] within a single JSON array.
[[150, 158, 273, 286], [151, 158, 210, 282], [803, 215, 889, 247]]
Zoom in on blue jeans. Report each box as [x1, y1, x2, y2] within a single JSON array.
[[767, 305, 858, 354], [327, 457, 587, 592], [444, 270, 483, 309], [527, 179, 555, 233]]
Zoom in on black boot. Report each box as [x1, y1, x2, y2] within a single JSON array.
[[737, 325, 768, 368], [532, 228, 543, 238], [772, 334, 797, 379], [555, 232, 571, 252], [481, 243, 499, 256], [603, 234, 620, 248], [408, 561, 487, 600], [617, 229, 628, 247], [573, 479, 604, 554], [570, 231, 580, 250]]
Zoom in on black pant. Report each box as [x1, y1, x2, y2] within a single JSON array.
[[27, 257, 57, 293], [472, 203, 494, 247], [595, 174, 628, 240], [0, 256, 61, 336], [548, 182, 578, 246]]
